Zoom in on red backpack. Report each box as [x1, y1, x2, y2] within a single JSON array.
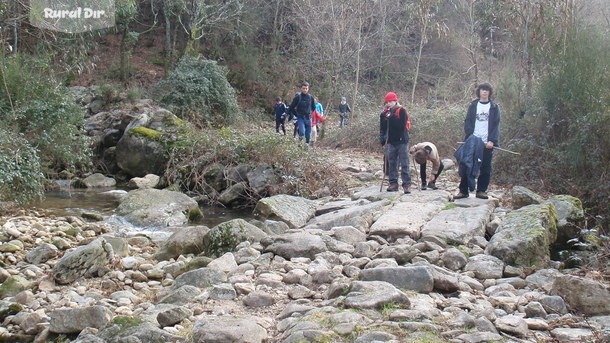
[[394, 106, 411, 131]]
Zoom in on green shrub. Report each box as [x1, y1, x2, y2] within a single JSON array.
[[153, 56, 242, 127], [0, 128, 44, 203], [0, 55, 90, 173]]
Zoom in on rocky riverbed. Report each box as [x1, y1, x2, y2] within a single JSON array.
[[1, 153, 609, 343]]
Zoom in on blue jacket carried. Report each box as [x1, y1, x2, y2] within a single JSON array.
[[454, 134, 485, 192]]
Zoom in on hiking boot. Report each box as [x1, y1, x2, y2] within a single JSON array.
[[421, 183, 427, 190], [476, 191, 489, 199], [387, 184, 399, 192], [454, 193, 469, 199], [427, 181, 437, 190], [403, 185, 411, 194]]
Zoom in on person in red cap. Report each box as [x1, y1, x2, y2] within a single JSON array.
[[379, 92, 412, 193]]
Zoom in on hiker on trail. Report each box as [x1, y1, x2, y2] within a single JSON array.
[[379, 92, 411, 194], [310, 102, 326, 147], [338, 96, 351, 128], [288, 81, 316, 145], [410, 142, 444, 190], [454, 82, 501, 200], [274, 97, 287, 135]]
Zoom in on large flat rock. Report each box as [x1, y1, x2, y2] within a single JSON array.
[[369, 202, 442, 241], [421, 204, 494, 244], [303, 200, 390, 232]]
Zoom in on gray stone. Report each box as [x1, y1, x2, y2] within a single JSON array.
[[97, 320, 183, 343], [247, 164, 281, 194], [376, 245, 418, 264], [370, 202, 442, 241], [209, 283, 237, 300], [360, 266, 434, 293], [546, 195, 585, 243], [540, 295, 568, 314], [116, 189, 200, 227], [331, 226, 367, 244], [80, 173, 116, 188], [192, 316, 268, 343], [154, 225, 209, 260], [204, 219, 267, 256], [525, 301, 547, 318], [456, 332, 503, 343], [25, 243, 58, 264], [525, 268, 563, 293], [127, 174, 160, 189], [156, 306, 193, 327], [511, 185, 544, 209], [485, 203, 558, 268], [277, 303, 316, 320], [52, 238, 114, 284], [218, 182, 248, 206], [464, 254, 504, 280], [243, 291, 275, 307], [102, 236, 129, 257], [495, 315, 529, 337], [421, 204, 494, 244], [343, 281, 411, 310], [159, 285, 202, 305], [254, 194, 317, 229], [550, 328, 594, 342], [261, 232, 327, 259], [49, 306, 112, 333], [207, 252, 238, 273], [551, 274, 610, 315], [303, 200, 389, 232], [172, 268, 227, 289], [261, 220, 289, 235], [441, 247, 468, 271]]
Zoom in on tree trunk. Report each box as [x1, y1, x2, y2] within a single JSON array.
[[411, 14, 429, 104]]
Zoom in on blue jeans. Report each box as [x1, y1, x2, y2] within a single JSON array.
[[297, 116, 312, 143], [339, 115, 348, 128], [459, 147, 493, 194], [386, 143, 411, 186]]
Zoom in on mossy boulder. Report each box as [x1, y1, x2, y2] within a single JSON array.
[[485, 203, 558, 268], [204, 219, 267, 257], [0, 300, 23, 321], [0, 276, 31, 299]]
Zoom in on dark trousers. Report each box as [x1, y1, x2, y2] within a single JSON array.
[[386, 143, 411, 186], [420, 161, 444, 184], [459, 148, 493, 194], [275, 117, 286, 134]]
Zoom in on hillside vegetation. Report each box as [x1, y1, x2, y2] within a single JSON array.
[[0, 0, 608, 227]]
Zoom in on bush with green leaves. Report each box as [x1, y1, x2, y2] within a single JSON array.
[[0, 128, 44, 203], [0, 55, 89, 203], [153, 57, 242, 126]]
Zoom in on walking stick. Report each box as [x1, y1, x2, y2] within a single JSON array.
[[380, 149, 388, 192], [456, 142, 521, 155]]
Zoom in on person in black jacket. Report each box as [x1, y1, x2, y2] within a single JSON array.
[[455, 82, 501, 200], [338, 96, 351, 128], [274, 97, 287, 135], [379, 92, 411, 194], [288, 82, 316, 145]]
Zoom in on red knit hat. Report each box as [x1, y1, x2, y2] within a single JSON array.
[[384, 92, 398, 102]]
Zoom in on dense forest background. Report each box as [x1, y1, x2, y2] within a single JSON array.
[[0, 0, 609, 227]]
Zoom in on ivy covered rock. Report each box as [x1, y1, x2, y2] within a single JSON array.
[[545, 195, 585, 242], [203, 219, 267, 257], [485, 203, 558, 268]]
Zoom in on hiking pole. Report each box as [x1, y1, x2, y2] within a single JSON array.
[[380, 151, 388, 192], [412, 155, 421, 191], [456, 142, 521, 155]]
